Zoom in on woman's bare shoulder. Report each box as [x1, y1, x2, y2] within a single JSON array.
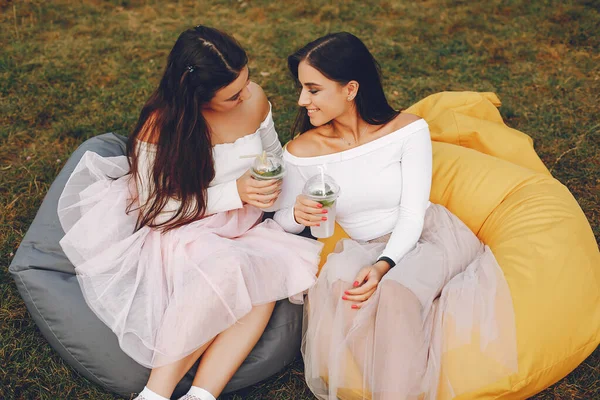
[[389, 112, 422, 131], [247, 81, 270, 121], [285, 127, 327, 157]]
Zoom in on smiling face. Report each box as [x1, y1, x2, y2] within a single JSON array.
[[204, 66, 252, 112], [297, 61, 356, 126]]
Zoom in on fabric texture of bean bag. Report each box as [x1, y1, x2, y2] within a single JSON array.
[[317, 91, 600, 399], [8, 133, 304, 398]]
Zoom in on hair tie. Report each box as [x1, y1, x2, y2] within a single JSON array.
[[186, 65, 195, 73]]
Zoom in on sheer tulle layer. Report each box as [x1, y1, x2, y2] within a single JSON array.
[[58, 151, 322, 368], [302, 204, 517, 400]]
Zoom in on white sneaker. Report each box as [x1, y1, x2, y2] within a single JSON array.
[[134, 387, 170, 400], [177, 387, 217, 400]]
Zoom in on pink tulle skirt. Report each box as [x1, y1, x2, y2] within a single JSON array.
[[58, 151, 322, 368], [302, 204, 518, 400]]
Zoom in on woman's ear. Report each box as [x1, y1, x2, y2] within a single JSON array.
[[345, 80, 360, 101]]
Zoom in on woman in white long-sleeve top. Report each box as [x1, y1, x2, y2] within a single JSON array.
[[274, 32, 518, 400], [57, 26, 322, 400]]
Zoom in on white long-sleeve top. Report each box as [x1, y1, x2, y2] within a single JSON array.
[[273, 119, 432, 265], [135, 104, 283, 224]]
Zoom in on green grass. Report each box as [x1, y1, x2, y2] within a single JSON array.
[[1, 0, 599, 399]]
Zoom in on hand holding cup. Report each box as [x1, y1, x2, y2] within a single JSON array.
[[236, 170, 282, 209], [299, 173, 340, 238], [293, 195, 328, 226]]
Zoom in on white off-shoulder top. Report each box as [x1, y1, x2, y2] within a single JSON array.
[[135, 104, 282, 223], [274, 119, 432, 264]]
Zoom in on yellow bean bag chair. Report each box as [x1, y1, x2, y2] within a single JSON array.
[[316, 92, 600, 399]]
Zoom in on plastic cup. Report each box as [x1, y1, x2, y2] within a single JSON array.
[[302, 173, 340, 238], [250, 152, 285, 181], [249, 152, 285, 211]]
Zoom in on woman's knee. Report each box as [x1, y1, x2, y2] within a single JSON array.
[[377, 279, 423, 313]]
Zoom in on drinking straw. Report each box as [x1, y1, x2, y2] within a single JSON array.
[[260, 150, 267, 166], [317, 165, 326, 196], [239, 154, 261, 159]]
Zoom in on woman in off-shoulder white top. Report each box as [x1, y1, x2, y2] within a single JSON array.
[[277, 32, 518, 400], [57, 26, 321, 400], [135, 101, 283, 223], [275, 118, 432, 265]]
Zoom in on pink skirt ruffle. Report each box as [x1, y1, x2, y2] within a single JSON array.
[[302, 204, 518, 400], [58, 151, 322, 368]]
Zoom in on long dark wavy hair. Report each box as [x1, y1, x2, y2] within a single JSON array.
[[127, 25, 248, 232], [288, 32, 400, 135]]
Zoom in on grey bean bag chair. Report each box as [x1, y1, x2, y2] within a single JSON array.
[[9, 133, 304, 398]]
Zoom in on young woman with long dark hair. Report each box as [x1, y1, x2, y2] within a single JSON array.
[[274, 32, 518, 399], [57, 26, 321, 400]]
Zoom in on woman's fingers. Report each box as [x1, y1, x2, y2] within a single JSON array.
[[345, 277, 378, 296], [298, 195, 322, 208], [351, 267, 371, 289], [343, 271, 381, 308], [295, 210, 325, 226], [248, 190, 281, 203], [248, 176, 281, 188], [237, 171, 280, 204], [250, 179, 282, 194], [248, 198, 276, 209], [293, 194, 328, 227], [299, 209, 327, 222], [344, 288, 377, 308], [296, 199, 326, 217]]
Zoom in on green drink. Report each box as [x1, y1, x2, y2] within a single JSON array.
[[302, 173, 340, 238], [251, 151, 285, 181]]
